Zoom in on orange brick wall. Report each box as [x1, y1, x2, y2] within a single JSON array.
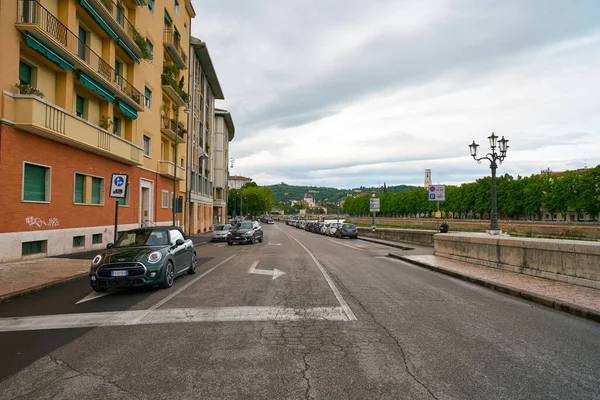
[[0, 124, 180, 233]]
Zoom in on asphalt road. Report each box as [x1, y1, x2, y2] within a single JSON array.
[[0, 223, 598, 399]]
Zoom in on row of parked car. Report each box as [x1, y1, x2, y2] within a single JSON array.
[[285, 220, 359, 239]]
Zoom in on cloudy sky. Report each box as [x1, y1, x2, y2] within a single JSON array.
[[191, 0, 600, 189]]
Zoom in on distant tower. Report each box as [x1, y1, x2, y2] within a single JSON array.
[[424, 169, 432, 188]]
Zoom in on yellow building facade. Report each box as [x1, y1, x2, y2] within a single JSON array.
[[0, 0, 195, 262]]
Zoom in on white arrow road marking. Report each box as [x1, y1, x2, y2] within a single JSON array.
[[268, 243, 282, 246], [76, 290, 117, 304], [0, 306, 350, 332], [249, 261, 286, 280]]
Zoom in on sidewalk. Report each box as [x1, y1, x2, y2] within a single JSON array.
[[0, 232, 213, 303], [360, 236, 600, 322]]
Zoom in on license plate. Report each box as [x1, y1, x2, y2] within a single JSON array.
[[111, 270, 128, 277]]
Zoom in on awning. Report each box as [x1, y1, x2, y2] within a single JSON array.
[[164, 12, 172, 24], [80, 0, 119, 42], [118, 100, 138, 120], [25, 34, 74, 72], [118, 38, 141, 64], [79, 72, 115, 103]]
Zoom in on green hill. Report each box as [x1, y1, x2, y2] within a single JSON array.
[[268, 183, 418, 204]]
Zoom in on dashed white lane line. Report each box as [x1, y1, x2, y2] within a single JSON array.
[[328, 239, 365, 252], [0, 306, 349, 332], [277, 226, 357, 321]]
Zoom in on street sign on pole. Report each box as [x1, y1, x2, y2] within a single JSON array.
[[369, 198, 380, 212], [428, 185, 446, 201], [109, 174, 128, 198]]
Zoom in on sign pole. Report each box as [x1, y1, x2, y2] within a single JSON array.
[[114, 199, 119, 244]]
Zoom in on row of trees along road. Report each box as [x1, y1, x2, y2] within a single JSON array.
[[227, 182, 274, 218], [343, 166, 600, 220]]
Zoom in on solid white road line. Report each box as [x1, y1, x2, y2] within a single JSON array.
[[248, 261, 286, 280], [0, 306, 349, 332], [277, 226, 357, 321]]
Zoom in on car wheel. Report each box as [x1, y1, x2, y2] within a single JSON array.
[[259, 236, 263, 243], [188, 252, 197, 274], [160, 261, 175, 289], [92, 286, 107, 292], [228, 242, 233, 246]]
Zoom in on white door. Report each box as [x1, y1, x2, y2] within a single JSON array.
[[140, 179, 154, 226]]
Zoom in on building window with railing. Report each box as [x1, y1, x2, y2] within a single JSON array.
[[144, 86, 152, 108], [75, 95, 86, 118], [77, 26, 88, 61], [175, 0, 180, 15], [113, 116, 121, 136]]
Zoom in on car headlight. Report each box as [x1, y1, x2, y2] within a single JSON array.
[[227, 232, 232, 236], [147, 251, 162, 264], [92, 254, 102, 266], [243, 231, 253, 237]]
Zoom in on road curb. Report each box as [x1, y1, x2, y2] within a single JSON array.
[[0, 272, 88, 304], [388, 253, 600, 323], [359, 237, 414, 250]]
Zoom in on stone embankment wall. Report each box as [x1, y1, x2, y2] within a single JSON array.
[[356, 227, 436, 246], [348, 217, 600, 240], [434, 233, 600, 290]]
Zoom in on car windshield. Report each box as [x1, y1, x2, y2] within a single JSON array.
[[214, 225, 230, 231], [238, 222, 253, 229], [343, 224, 355, 229], [115, 229, 169, 247]]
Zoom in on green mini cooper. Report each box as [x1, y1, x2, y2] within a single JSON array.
[[89, 227, 197, 292]]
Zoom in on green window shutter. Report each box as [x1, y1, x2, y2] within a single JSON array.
[[78, 27, 87, 59], [19, 62, 32, 85], [91, 177, 102, 204], [148, 0, 154, 10], [24, 164, 47, 201], [164, 12, 172, 24], [74, 174, 85, 203], [76, 95, 84, 117]]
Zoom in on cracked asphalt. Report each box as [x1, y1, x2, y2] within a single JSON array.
[[0, 222, 599, 399]]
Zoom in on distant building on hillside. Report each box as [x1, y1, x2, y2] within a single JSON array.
[[304, 193, 315, 207], [229, 175, 253, 190]]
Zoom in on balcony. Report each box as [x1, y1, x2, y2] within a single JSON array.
[[16, 0, 144, 113], [161, 118, 186, 143], [13, 95, 143, 165], [79, 0, 147, 63], [161, 84, 186, 107], [157, 160, 186, 181], [163, 28, 187, 69]]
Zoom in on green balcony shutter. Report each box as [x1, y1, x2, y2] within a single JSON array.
[[76, 95, 84, 117], [74, 174, 85, 203], [78, 27, 87, 60], [24, 164, 47, 201], [91, 177, 102, 204], [19, 62, 32, 85], [148, 0, 154, 10]]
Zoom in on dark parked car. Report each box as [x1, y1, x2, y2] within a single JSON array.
[[89, 227, 197, 292], [335, 223, 358, 239], [228, 221, 264, 245]]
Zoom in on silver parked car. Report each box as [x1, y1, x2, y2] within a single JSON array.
[[211, 224, 232, 242]]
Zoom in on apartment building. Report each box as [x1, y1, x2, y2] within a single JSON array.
[[213, 108, 235, 225], [186, 37, 223, 234], [0, 0, 195, 262]]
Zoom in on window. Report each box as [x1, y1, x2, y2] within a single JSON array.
[[146, 38, 154, 60], [113, 117, 121, 136], [143, 135, 151, 156], [114, 60, 122, 79], [118, 183, 130, 206], [144, 87, 152, 108], [77, 27, 87, 60], [116, 5, 124, 25], [180, 157, 184, 167], [91, 177, 103, 205], [162, 190, 169, 208], [74, 173, 85, 203], [23, 163, 50, 202], [184, 23, 187, 36], [73, 235, 85, 247], [19, 61, 32, 87], [22, 240, 46, 256], [169, 229, 184, 245], [76, 95, 85, 118], [92, 233, 103, 244], [174, 0, 180, 15]]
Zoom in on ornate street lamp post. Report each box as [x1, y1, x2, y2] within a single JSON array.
[[469, 133, 509, 233]]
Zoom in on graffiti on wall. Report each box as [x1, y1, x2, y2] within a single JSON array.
[[25, 216, 60, 228]]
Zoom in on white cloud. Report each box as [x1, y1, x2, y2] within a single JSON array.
[[192, 1, 600, 188]]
